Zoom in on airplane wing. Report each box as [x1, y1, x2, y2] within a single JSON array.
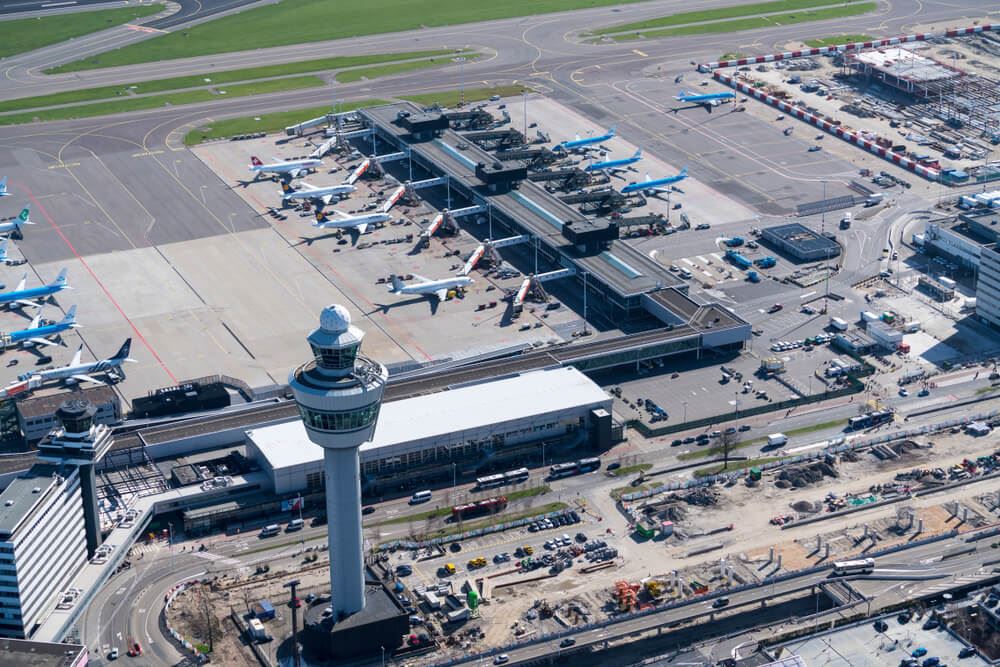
[[26, 337, 60, 347], [355, 223, 368, 235], [70, 345, 82, 367], [70, 373, 105, 386], [12, 299, 41, 309], [13, 274, 26, 292], [412, 273, 431, 283], [290, 168, 306, 179], [320, 193, 334, 206], [435, 289, 447, 301]]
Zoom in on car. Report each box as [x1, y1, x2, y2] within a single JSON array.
[[109, 648, 119, 660], [874, 619, 889, 632], [495, 654, 510, 665], [911, 648, 927, 658], [449, 542, 462, 553], [560, 638, 577, 647], [606, 462, 621, 471], [899, 388, 910, 397], [489, 95, 501, 101], [362, 506, 376, 515], [959, 647, 976, 658], [899, 611, 913, 624], [724, 427, 737, 434], [738, 424, 752, 432], [696, 223, 711, 230], [922, 618, 939, 630], [576, 532, 588, 542], [918, 388, 930, 397], [305, 593, 317, 603], [5, 359, 16, 367], [709, 430, 722, 438], [808, 145, 822, 152], [922, 658, 940, 667], [127, 642, 142, 657], [712, 597, 730, 608], [683, 436, 696, 444], [671, 439, 683, 446], [768, 303, 783, 313], [396, 564, 413, 576]]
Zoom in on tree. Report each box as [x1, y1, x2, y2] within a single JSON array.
[[194, 583, 221, 653], [720, 430, 740, 469]]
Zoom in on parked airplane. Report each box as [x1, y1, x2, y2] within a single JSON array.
[[249, 156, 323, 180], [308, 137, 337, 160], [281, 180, 356, 205], [22, 338, 135, 385], [0, 207, 34, 237], [389, 274, 473, 302], [5, 306, 79, 348], [558, 126, 616, 151], [673, 90, 735, 108], [314, 209, 390, 235], [0, 176, 9, 197], [621, 169, 689, 194], [585, 149, 643, 173], [0, 268, 70, 309], [0, 239, 10, 263]]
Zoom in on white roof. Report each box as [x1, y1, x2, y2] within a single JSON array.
[[248, 367, 609, 470]]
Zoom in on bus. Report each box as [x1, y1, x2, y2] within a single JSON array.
[[503, 468, 530, 484], [474, 474, 506, 490], [259, 524, 280, 538], [451, 496, 508, 521], [578, 457, 601, 473], [832, 558, 875, 576], [847, 410, 894, 431], [548, 462, 579, 479]]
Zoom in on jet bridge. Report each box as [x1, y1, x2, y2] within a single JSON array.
[[461, 235, 531, 275], [419, 204, 486, 244], [512, 267, 577, 315]]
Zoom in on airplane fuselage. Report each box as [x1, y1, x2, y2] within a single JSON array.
[[585, 155, 642, 172], [6, 320, 74, 345], [0, 284, 65, 306], [314, 212, 391, 230], [394, 277, 472, 298], [283, 184, 356, 201], [621, 171, 688, 194], [251, 158, 322, 175], [34, 358, 125, 383]]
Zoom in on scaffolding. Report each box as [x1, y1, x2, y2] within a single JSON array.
[[96, 444, 168, 522]]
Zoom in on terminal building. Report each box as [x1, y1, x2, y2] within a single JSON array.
[[247, 366, 613, 495]]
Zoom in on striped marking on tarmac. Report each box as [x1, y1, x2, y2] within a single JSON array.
[[696, 255, 709, 264]]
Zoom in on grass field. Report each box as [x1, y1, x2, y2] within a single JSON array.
[[804, 34, 874, 46], [402, 84, 527, 108], [694, 456, 786, 477], [676, 418, 846, 462], [335, 55, 464, 83], [0, 76, 324, 127], [183, 100, 388, 145], [594, 0, 866, 34], [52, 0, 650, 71], [0, 3, 163, 59], [375, 485, 553, 527], [631, 3, 877, 39]]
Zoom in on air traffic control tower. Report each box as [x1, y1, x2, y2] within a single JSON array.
[[288, 305, 388, 617]]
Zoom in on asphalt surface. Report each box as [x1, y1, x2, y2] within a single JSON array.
[[0, 0, 122, 15]]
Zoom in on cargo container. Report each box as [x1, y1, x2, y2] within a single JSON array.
[[747, 271, 761, 283], [725, 250, 752, 270], [903, 321, 921, 333], [754, 256, 776, 269], [248, 618, 267, 641], [860, 311, 878, 324], [830, 317, 848, 331], [446, 608, 470, 623], [938, 276, 956, 289], [253, 600, 276, 621], [767, 433, 787, 447]]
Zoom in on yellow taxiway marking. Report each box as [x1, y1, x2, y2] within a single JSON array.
[[47, 162, 80, 169]]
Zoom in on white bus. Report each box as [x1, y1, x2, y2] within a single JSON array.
[[475, 474, 505, 490], [832, 558, 875, 576], [259, 524, 280, 538]]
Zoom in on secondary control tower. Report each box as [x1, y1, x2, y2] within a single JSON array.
[[288, 304, 387, 617]]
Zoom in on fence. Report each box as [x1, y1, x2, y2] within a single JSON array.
[[163, 579, 207, 662], [622, 408, 1000, 502]]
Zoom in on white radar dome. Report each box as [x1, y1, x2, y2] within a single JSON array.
[[320, 304, 351, 333]]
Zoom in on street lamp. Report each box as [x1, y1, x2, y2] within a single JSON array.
[[682, 401, 688, 424]]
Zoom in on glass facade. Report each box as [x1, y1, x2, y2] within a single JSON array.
[[298, 402, 381, 433], [310, 343, 359, 371]]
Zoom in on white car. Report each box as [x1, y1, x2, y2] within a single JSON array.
[[109, 648, 119, 660], [494, 654, 510, 665]]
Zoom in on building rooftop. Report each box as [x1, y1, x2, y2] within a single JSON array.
[[0, 464, 64, 537], [853, 47, 959, 83], [0, 638, 87, 667], [17, 384, 118, 419], [762, 223, 841, 257], [248, 366, 609, 470]]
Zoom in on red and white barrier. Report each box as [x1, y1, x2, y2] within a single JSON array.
[[714, 71, 941, 181], [698, 24, 997, 71]]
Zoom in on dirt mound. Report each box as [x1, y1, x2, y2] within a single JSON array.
[[777, 461, 838, 488]]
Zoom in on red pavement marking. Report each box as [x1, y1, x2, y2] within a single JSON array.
[[19, 185, 178, 384]]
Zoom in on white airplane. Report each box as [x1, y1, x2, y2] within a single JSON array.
[[389, 274, 473, 302], [0, 176, 10, 197], [22, 338, 135, 385], [313, 209, 390, 235], [249, 155, 323, 180], [0, 206, 34, 236], [281, 180, 356, 205], [308, 137, 337, 160]]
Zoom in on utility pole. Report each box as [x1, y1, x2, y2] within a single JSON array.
[[284, 580, 302, 667], [582, 272, 589, 335]]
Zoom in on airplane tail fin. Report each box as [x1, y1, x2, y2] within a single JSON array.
[[0, 176, 7, 196], [113, 338, 133, 362], [314, 209, 328, 225], [62, 305, 77, 325], [608, 126, 617, 137], [16, 206, 33, 226], [250, 156, 263, 167], [28, 311, 42, 330], [389, 275, 404, 293], [678, 168, 688, 178], [634, 149, 642, 158], [644, 173, 652, 183], [52, 268, 68, 288]]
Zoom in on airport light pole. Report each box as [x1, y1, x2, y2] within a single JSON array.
[[522, 89, 528, 142], [284, 579, 302, 667], [582, 272, 589, 335]]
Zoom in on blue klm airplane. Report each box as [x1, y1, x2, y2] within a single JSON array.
[[558, 126, 616, 151], [674, 90, 735, 108], [5, 306, 79, 348], [0, 268, 70, 309], [584, 149, 643, 173], [621, 169, 689, 195]]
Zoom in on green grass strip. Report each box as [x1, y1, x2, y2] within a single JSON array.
[[402, 84, 528, 108], [375, 485, 552, 527], [0, 4, 163, 59], [612, 481, 662, 500], [49, 0, 652, 72], [678, 418, 845, 461], [335, 55, 468, 84], [420, 502, 569, 541], [804, 34, 874, 47], [694, 456, 787, 477], [183, 99, 388, 145], [623, 3, 876, 40], [594, 0, 865, 35], [608, 463, 653, 477], [0, 76, 324, 127]]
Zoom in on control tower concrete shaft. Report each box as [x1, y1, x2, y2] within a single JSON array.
[[288, 305, 387, 617]]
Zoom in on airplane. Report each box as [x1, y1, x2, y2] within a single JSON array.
[[673, 90, 736, 108], [0, 206, 34, 237], [0, 268, 70, 309], [621, 169, 689, 194], [0, 239, 10, 263], [249, 156, 323, 180], [0, 176, 9, 197], [388, 274, 473, 302], [281, 180, 356, 206], [314, 209, 390, 235], [585, 149, 643, 173], [557, 126, 616, 151], [308, 137, 337, 160], [21, 338, 135, 385], [5, 306, 79, 348]]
